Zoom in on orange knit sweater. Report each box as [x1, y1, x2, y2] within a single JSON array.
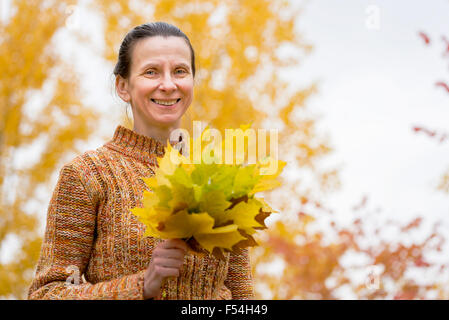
[[28, 125, 254, 300]]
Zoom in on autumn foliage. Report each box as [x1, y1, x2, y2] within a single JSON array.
[[130, 126, 286, 260], [252, 203, 448, 299], [415, 30, 449, 194], [0, 0, 97, 298]]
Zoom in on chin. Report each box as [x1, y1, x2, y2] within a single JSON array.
[[152, 114, 183, 126]]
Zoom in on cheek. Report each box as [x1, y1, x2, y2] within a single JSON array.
[[178, 78, 194, 96], [181, 89, 194, 109], [182, 88, 193, 108], [133, 80, 155, 98]]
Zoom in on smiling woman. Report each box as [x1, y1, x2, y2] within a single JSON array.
[[27, 22, 254, 300], [114, 30, 194, 142]]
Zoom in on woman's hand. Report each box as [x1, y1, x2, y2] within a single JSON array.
[[143, 238, 188, 300]]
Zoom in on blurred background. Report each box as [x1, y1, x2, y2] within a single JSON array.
[[1, 0, 449, 299]]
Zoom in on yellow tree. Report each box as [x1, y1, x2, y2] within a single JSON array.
[[92, 0, 338, 299], [0, 0, 97, 298]]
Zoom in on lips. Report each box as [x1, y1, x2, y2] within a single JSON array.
[[151, 98, 181, 106]]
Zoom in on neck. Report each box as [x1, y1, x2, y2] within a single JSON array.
[[133, 120, 180, 146]]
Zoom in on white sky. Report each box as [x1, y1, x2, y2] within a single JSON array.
[[291, 0, 449, 231]]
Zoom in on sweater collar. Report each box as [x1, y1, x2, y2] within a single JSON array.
[[105, 125, 166, 165]]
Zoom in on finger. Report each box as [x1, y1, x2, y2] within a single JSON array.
[[164, 238, 189, 252], [154, 265, 181, 278], [154, 247, 186, 260], [161, 239, 188, 252], [153, 257, 184, 269]]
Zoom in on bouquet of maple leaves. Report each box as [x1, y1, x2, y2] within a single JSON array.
[[131, 126, 285, 260]]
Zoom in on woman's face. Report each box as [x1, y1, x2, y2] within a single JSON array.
[[117, 36, 194, 130]]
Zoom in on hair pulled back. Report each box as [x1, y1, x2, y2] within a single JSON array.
[[113, 22, 196, 79]]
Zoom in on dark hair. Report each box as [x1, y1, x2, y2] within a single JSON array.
[[113, 22, 196, 79]]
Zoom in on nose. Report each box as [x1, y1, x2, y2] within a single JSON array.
[[159, 73, 177, 92]]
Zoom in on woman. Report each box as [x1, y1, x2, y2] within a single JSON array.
[[28, 22, 254, 300]]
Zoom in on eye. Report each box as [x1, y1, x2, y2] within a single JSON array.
[[145, 70, 156, 75], [175, 69, 187, 74]]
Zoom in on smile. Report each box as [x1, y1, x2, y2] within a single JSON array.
[[151, 98, 181, 106]]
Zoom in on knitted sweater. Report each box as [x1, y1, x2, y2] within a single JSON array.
[[28, 125, 254, 300]]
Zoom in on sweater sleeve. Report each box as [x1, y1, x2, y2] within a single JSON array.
[[224, 248, 255, 300], [28, 164, 146, 300]]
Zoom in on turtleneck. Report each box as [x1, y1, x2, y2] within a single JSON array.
[[28, 123, 255, 300], [104, 125, 166, 165]]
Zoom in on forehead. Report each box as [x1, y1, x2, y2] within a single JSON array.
[[130, 36, 191, 71]]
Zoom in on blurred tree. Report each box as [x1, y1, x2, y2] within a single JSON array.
[[0, 0, 97, 298], [252, 206, 448, 299]]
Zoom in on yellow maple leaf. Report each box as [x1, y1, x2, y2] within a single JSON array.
[[131, 206, 172, 237], [157, 210, 215, 239], [254, 197, 278, 213], [213, 198, 264, 235], [141, 176, 158, 190], [194, 223, 247, 252], [199, 190, 231, 217], [250, 159, 286, 194], [131, 125, 286, 260], [142, 190, 159, 208]]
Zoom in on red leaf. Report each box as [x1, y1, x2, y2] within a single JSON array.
[[418, 31, 431, 45], [436, 81, 449, 93]]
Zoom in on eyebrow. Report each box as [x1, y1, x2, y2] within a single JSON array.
[[140, 62, 190, 71]]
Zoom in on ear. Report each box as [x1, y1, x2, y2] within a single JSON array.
[[115, 75, 131, 103]]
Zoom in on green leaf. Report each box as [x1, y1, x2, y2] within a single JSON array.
[[154, 185, 172, 208], [168, 166, 192, 188], [191, 163, 218, 185], [199, 190, 231, 218], [206, 165, 239, 198], [169, 182, 197, 212], [232, 164, 259, 198]]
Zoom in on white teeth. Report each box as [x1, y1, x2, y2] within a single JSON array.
[[153, 99, 179, 106]]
